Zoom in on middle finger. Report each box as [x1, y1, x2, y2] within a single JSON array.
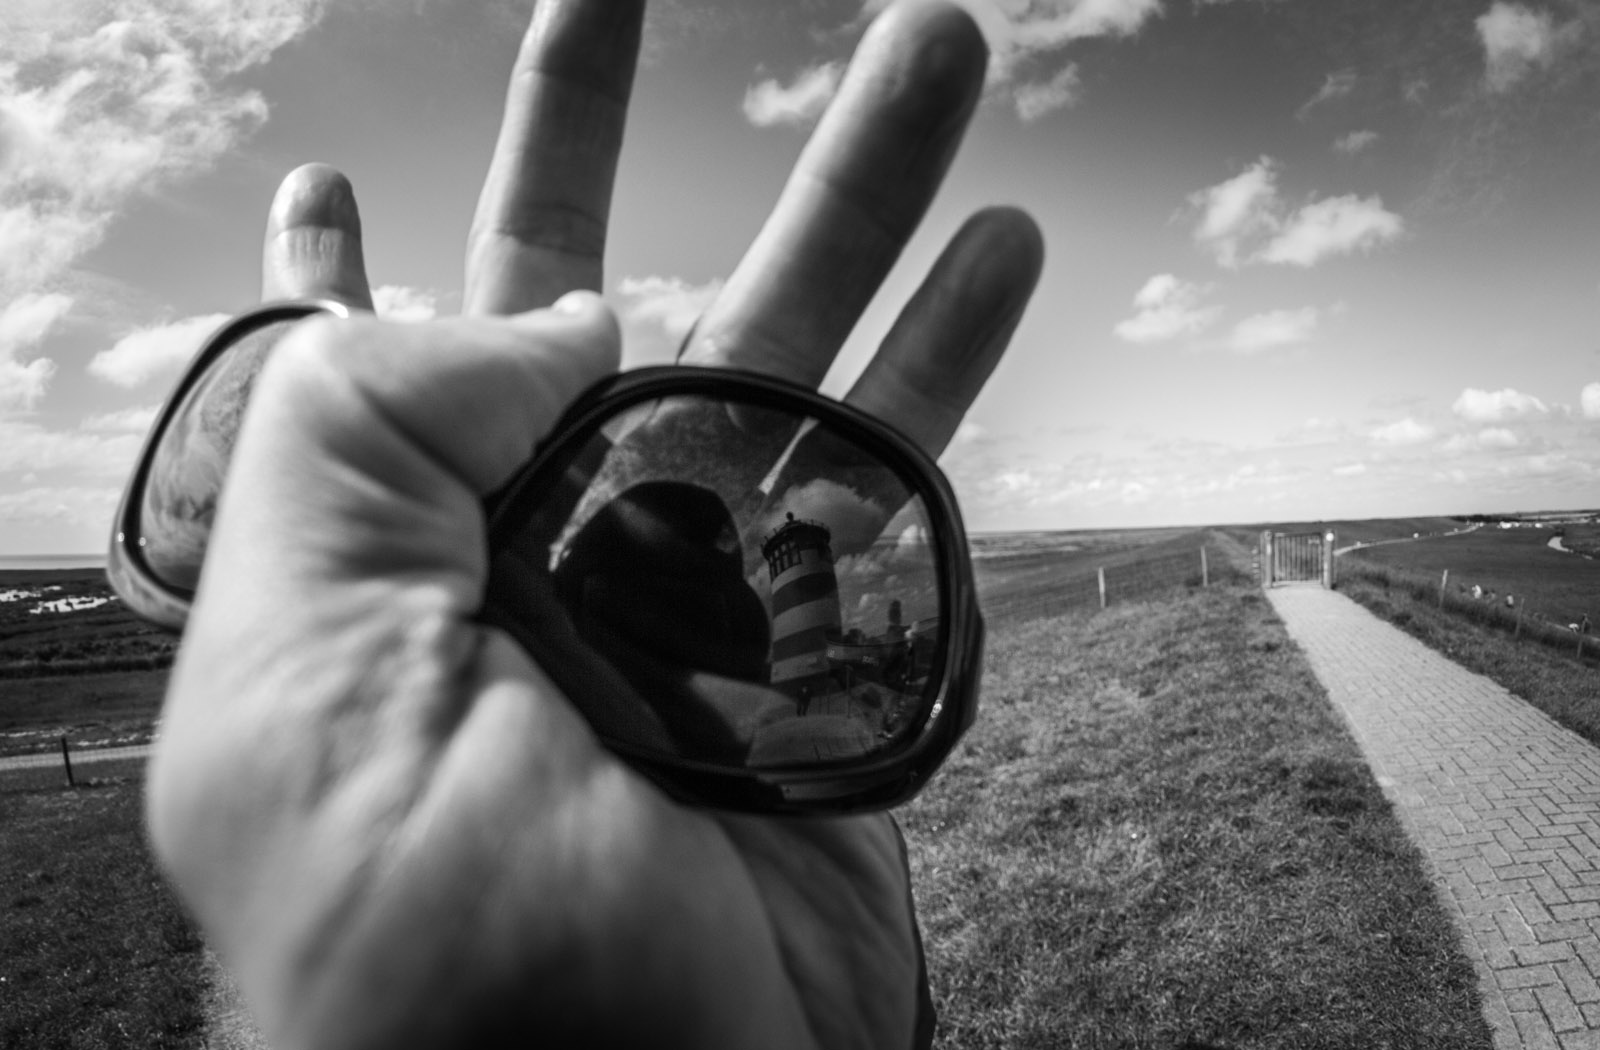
[[463, 0, 645, 316], [679, 0, 987, 387]]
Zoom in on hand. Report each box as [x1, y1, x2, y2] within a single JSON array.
[[146, 2, 1042, 1049]]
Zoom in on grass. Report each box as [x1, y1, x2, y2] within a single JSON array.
[[0, 529, 1495, 1047], [902, 578, 1492, 1049], [1226, 517, 1465, 549], [0, 761, 207, 1050], [1341, 528, 1598, 627], [973, 528, 1240, 625], [1338, 560, 1600, 750]]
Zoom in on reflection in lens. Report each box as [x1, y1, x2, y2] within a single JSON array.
[[137, 318, 297, 590], [487, 391, 943, 774]]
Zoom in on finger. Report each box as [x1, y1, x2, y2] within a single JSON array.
[[260, 163, 375, 309], [463, 0, 644, 316], [845, 207, 1044, 457], [679, 0, 987, 385]]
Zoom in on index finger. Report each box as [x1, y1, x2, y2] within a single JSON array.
[[463, 0, 644, 316]]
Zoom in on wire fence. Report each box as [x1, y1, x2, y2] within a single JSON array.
[[0, 738, 152, 786], [977, 539, 1248, 626], [1340, 559, 1598, 667]]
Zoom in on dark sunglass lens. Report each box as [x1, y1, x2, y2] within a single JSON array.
[[135, 318, 300, 591], [487, 392, 944, 772]]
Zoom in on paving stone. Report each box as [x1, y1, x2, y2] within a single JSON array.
[[1536, 984, 1586, 1032], [1265, 587, 1600, 1050]]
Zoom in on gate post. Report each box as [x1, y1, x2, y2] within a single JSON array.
[[1261, 530, 1275, 587], [1322, 531, 1335, 589]]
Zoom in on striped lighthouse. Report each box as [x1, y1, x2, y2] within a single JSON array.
[[761, 512, 841, 695]]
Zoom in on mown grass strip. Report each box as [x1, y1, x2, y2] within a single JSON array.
[[902, 581, 1492, 1049], [1338, 562, 1600, 750], [0, 763, 207, 1050]]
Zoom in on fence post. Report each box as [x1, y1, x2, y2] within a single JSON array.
[[1261, 530, 1275, 587], [1097, 567, 1107, 610], [1201, 547, 1209, 588], [1438, 569, 1449, 609], [1322, 532, 1335, 589], [60, 735, 75, 789]]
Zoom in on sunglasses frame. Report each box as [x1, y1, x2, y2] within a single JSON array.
[[108, 300, 350, 630], [480, 366, 983, 814], [107, 302, 983, 814]]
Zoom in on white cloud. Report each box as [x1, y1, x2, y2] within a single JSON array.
[[1476, 2, 1560, 92], [0, 485, 122, 529], [81, 405, 160, 434], [0, 419, 143, 478], [1333, 130, 1379, 154], [1332, 462, 1367, 476], [1297, 70, 1356, 119], [1477, 427, 1520, 449], [1013, 63, 1081, 120], [1369, 418, 1435, 446], [372, 285, 439, 321], [880, 0, 1162, 116], [1113, 274, 1221, 343], [1190, 159, 1402, 268], [615, 274, 724, 366], [1451, 386, 1549, 422], [1191, 157, 1279, 268], [0, 293, 74, 411], [0, 2, 329, 301], [1583, 382, 1600, 420], [743, 62, 843, 128], [89, 313, 230, 389], [1225, 307, 1319, 354], [1258, 195, 1403, 267]]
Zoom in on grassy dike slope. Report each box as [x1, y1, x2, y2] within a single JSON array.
[[901, 580, 1493, 1049]]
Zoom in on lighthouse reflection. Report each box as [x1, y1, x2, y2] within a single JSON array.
[[488, 392, 943, 771]]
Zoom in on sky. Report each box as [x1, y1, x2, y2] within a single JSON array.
[[2, 0, 1599, 555]]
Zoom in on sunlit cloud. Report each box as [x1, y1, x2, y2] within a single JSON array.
[[1190, 157, 1279, 268], [89, 313, 230, 389], [1583, 382, 1600, 420], [1332, 462, 1367, 476], [1258, 195, 1403, 267], [1113, 274, 1221, 343], [1191, 159, 1402, 268], [615, 274, 724, 367], [81, 405, 160, 435], [0, 293, 73, 411], [0, 419, 143, 478], [743, 61, 843, 128], [1476, 2, 1563, 92], [1443, 427, 1521, 452], [1012, 64, 1081, 120], [1369, 418, 1435, 446], [1296, 69, 1356, 120], [1225, 307, 1319, 354], [857, 0, 1162, 117], [0, 1, 330, 302], [1334, 130, 1379, 154], [1452, 386, 1549, 423], [372, 285, 439, 321]]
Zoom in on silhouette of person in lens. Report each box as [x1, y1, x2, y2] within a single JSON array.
[[552, 480, 776, 763]]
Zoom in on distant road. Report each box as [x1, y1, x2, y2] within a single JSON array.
[[0, 743, 151, 773], [1335, 522, 1480, 557]]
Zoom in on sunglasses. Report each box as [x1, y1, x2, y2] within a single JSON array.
[[110, 301, 983, 813]]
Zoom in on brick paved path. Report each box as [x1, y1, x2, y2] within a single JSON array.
[[1268, 584, 1600, 1050]]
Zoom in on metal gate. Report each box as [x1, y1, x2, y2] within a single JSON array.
[[1261, 531, 1335, 587]]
